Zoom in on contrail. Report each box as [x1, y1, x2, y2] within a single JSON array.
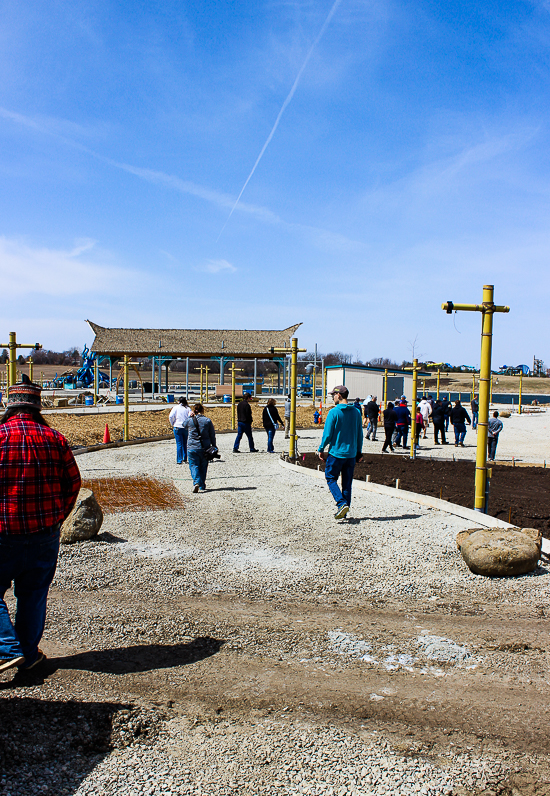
[[217, 0, 343, 240]]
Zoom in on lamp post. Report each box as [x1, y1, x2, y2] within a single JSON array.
[[442, 285, 509, 512], [0, 333, 42, 387], [271, 337, 306, 459]]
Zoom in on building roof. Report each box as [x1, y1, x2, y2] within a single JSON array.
[[87, 321, 302, 359]]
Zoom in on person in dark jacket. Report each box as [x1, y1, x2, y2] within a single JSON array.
[[441, 397, 452, 432], [365, 396, 380, 441], [471, 395, 479, 430], [450, 401, 471, 447], [431, 400, 448, 444], [394, 399, 411, 449], [185, 403, 217, 492], [233, 392, 258, 453], [381, 402, 397, 452], [262, 398, 284, 453]]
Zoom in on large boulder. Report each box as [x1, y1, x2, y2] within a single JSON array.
[[456, 527, 541, 577], [61, 488, 103, 544]]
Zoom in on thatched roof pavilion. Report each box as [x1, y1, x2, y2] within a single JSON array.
[[87, 321, 302, 360]]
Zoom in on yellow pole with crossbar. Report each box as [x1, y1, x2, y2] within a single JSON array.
[[0, 333, 42, 387], [518, 371, 523, 415], [442, 286, 509, 512], [123, 355, 129, 441], [270, 338, 306, 458], [384, 369, 388, 410]]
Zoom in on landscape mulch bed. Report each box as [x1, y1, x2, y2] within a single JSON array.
[[300, 452, 550, 539]]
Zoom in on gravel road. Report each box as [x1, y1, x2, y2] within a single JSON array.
[[1, 421, 549, 796]]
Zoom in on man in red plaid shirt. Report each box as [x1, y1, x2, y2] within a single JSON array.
[[0, 375, 81, 673]]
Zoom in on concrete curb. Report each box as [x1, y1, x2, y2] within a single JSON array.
[[278, 457, 515, 530], [72, 435, 173, 456]]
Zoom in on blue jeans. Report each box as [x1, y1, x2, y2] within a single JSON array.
[[324, 454, 356, 509], [188, 449, 208, 489], [472, 411, 478, 430], [454, 423, 467, 444], [394, 425, 409, 448], [266, 428, 276, 452], [488, 436, 499, 460], [234, 422, 255, 451], [0, 527, 60, 665], [445, 415, 450, 431], [173, 427, 188, 463]]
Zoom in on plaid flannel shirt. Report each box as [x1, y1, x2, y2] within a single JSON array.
[[0, 415, 81, 535]]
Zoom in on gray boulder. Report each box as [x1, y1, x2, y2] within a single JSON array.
[[457, 527, 541, 577], [61, 488, 103, 544]]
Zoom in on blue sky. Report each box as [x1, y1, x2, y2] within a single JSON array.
[[1, 0, 549, 368]]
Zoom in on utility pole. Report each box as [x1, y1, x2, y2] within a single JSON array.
[[271, 338, 306, 459], [404, 359, 421, 459], [0, 333, 42, 387], [442, 285, 509, 512]]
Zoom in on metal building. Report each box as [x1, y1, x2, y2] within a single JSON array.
[[325, 364, 416, 403]]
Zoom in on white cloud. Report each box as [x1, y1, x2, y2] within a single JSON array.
[[0, 236, 139, 297], [201, 258, 237, 274]]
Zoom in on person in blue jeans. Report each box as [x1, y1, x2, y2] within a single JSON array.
[[471, 395, 479, 430], [233, 393, 258, 453], [169, 396, 190, 464], [318, 385, 363, 520], [185, 403, 217, 492], [262, 398, 284, 453], [450, 401, 471, 447]]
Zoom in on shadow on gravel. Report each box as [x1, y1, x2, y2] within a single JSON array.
[[96, 531, 128, 543], [209, 486, 258, 492], [0, 696, 152, 795], [51, 636, 224, 675], [368, 513, 424, 521]]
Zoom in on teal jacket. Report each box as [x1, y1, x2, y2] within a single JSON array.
[[318, 403, 363, 459]]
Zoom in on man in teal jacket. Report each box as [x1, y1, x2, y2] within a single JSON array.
[[318, 385, 363, 519]]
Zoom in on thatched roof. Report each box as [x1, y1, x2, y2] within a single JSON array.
[[87, 321, 302, 359]]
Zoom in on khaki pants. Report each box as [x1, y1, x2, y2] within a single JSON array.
[[284, 417, 290, 438]]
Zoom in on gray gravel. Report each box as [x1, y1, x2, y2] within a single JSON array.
[[1, 427, 548, 795]]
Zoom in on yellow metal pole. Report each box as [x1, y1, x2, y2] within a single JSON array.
[[490, 374, 493, 406], [422, 379, 425, 396], [123, 355, 129, 441], [384, 369, 388, 410], [205, 366, 209, 403], [471, 373, 475, 401], [442, 286, 509, 513], [8, 332, 16, 387], [93, 358, 99, 405], [231, 363, 236, 431], [199, 365, 204, 404], [437, 369, 440, 400], [409, 359, 418, 460], [518, 371, 523, 414], [312, 365, 316, 408], [323, 366, 327, 406], [28, 356, 33, 383], [289, 337, 298, 459]]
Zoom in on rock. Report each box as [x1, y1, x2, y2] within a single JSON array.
[[458, 528, 540, 577], [61, 488, 103, 544]]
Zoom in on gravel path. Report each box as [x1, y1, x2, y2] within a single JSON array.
[[2, 422, 549, 796]]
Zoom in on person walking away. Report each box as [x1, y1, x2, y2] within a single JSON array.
[[233, 392, 258, 453], [353, 397, 362, 413], [262, 398, 284, 453], [415, 407, 424, 448], [487, 411, 503, 461], [284, 394, 291, 439], [381, 402, 397, 452], [431, 400, 448, 444], [169, 396, 190, 464], [450, 401, 471, 447], [394, 397, 411, 449], [318, 385, 363, 520], [186, 403, 217, 492], [441, 396, 451, 432], [419, 396, 431, 439], [365, 396, 380, 441], [0, 376, 81, 673], [471, 395, 479, 430], [362, 395, 372, 429]]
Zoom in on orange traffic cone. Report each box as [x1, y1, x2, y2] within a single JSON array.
[[103, 423, 111, 444]]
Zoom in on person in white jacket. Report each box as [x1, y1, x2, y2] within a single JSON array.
[[419, 396, 431, 439], [169, 397, 191, 464]]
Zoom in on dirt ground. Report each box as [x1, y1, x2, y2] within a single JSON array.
[[47, 404, 318, 448], [301, 452, 550, 538]]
